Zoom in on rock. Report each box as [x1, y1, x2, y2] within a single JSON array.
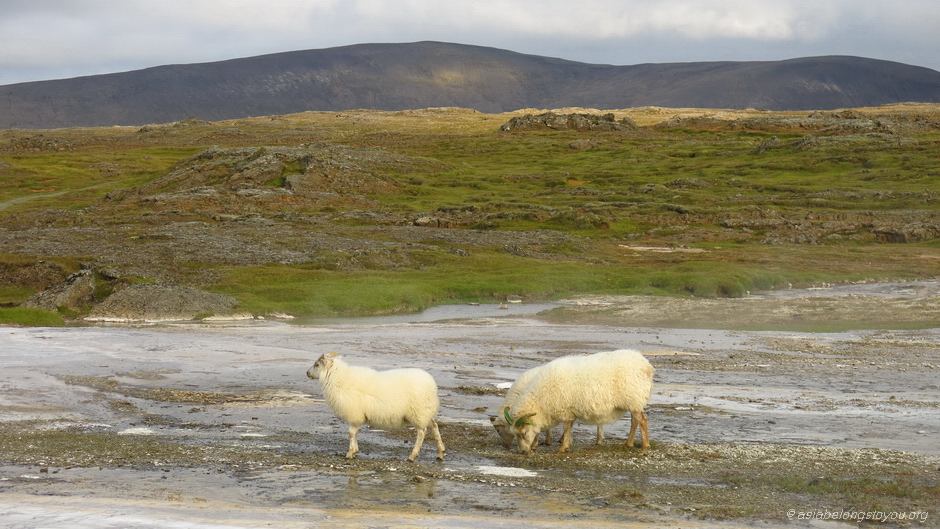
[[97, 268, 122, 280], [873, 223, 940, 243], [793, 135, 820, 150], [413, 216, 449, 227], [8, 134, 74, 152], [753, 136, 780, 154], [85, 285, 239, 322], [568, 139, 599, 150], [662, 204, 691, 215], [24, 269, 96, 311], [500, 112, 637, 132], [130, 144, 431, 202]]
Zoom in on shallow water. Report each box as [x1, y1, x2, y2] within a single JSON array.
[[1, 285, 938, 528]]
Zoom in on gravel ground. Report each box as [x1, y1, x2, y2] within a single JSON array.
[[0, 283, 938, 527]]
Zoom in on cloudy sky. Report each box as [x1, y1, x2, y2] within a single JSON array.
[[2, 0, 939, 86]]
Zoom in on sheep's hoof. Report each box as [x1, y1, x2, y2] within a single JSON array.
[[407, 455, 417, 463], [345, 452, 358, 459], [436, 454, 445, 462]]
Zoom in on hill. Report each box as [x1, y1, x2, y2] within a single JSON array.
[[2, 42, 940, 128]]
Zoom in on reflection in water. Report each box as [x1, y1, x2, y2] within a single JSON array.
[[313, 303, 559, 325]]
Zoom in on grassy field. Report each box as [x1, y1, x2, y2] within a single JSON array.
[[1, 105, 938, 322]]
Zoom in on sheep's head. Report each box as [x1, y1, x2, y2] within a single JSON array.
[[307, 352, 337, 380], [501, 407, 538, 453], [489, 413, 515, 449]]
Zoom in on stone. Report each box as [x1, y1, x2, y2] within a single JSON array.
[[24, 269, 96, 311]]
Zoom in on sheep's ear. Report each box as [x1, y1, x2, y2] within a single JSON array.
[[514, 412, 536, 427], [489, 415, 497, 424]]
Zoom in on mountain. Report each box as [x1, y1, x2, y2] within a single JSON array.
[[2, 41, 940, 128]]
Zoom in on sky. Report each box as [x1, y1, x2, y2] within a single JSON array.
[[2, 0, 939, 86]]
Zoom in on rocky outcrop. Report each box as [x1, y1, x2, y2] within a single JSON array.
[[654, 111, 937, 134], [85, 285, 240, 322], [873, 223, 940, 243], [123, 144, 436, 203], [24, 269, 96, 311], [500, 112, 637, 132], [6, 135, 75, 152]]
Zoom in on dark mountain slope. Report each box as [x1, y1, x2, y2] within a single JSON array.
[[2, 41, 939, 128]]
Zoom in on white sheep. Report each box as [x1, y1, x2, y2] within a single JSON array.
[[490, 363, 606, 448], [307, 352, 446, 462], [502, 349, 654, 454]]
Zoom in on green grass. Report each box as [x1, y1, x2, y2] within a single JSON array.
[[0, 146, 200, 211], [210, 251, 826, 318], [377, 129, 940, 221], [0, 285, 35, 305], [0, 307, 65, 326], [1, 109, 938, 323]]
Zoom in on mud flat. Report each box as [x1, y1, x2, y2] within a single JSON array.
[[1, 283, 938, 528]]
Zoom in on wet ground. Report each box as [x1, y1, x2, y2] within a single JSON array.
[[1, 282, 938, 528]]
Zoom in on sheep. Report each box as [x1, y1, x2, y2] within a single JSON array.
[[489, 363, 606, 449], [502, 349, 653, 454], [306, 352, 445, 462]]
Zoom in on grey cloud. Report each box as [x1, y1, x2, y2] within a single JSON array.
[[0, 0, 937, 85]]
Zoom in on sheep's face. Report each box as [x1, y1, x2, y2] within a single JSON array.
[[502, 407, 538, 453], [514, 424, 540, 454], [489, 415, 515, 449], [307, 352, 336, 380]]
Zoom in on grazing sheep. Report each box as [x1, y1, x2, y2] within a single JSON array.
[[307, 352, 446, 462], [503, 349, 653, 454], [490, 364, 605, 448]]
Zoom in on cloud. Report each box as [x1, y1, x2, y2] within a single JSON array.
[[348, 0, 826, 40], [0, 0, 938, 85]]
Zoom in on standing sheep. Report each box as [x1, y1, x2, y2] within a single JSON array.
[[503, 349, 653, 454], [307, 352, 446, 462], [490, 363, 605, 448]]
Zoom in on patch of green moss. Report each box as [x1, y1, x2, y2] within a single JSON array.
[[0, 307, 65, 326]]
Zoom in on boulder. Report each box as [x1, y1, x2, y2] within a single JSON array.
[[500, 112, 637, 132], [86, 285, 239, 322], [24, 269, 96, 311]]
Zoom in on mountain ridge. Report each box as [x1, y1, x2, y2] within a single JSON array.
[[2, 41, 939, 128]]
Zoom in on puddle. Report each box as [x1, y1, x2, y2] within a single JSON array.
[[312, 303, 560, 325], [476, 465, 538, 478], [118, 427, 155, 436]]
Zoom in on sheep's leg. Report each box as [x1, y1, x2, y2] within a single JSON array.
[[408, 426, 427, 462], [640, 411, 650, 450], [558, 420, 574, 453], [346, 424, 360, 459], [626, 411, 639, 448], [595, 424, 605, 445], [543, 426, 553, 446], [430, 419, 446, 461]]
